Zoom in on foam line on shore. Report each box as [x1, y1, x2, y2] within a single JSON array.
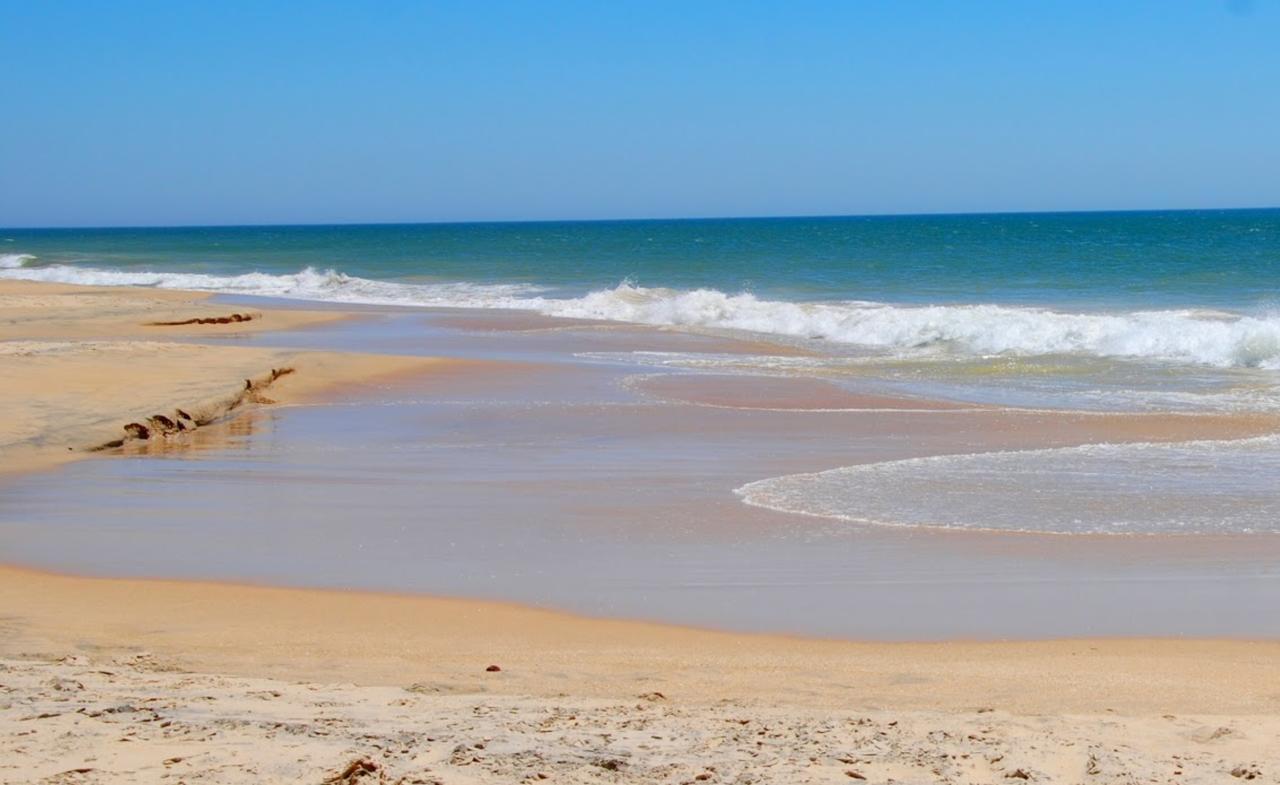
[[6, 262, 1280, 368], [737, 434, 1280, 535]]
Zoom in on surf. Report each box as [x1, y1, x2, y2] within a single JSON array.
[[735, 435, 1280, 535], [0, 253, 36, 269], [5, 262, 1280, 369]]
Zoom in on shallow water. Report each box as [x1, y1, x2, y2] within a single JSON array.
[[740, 436, 1280, 535], [3, 306, 1279, 639]]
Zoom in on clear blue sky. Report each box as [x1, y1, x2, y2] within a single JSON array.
[[2, 1, 1277, 227]]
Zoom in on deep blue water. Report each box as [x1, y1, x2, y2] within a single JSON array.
[[4, 209, 1278, 308]]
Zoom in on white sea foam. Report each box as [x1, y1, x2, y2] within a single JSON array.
[[541, 286, 1280, 369], [0, 253, 36, 269], [736, 436, 1280, 535], [5, 263, 1280, 369], [0, 264, 547, 308]]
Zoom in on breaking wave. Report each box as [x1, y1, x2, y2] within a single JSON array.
[[0, 263, 547, 308], [543, 286, 1280, 369], [0, 253, 36, 269], [4, 263, 1280, 369]]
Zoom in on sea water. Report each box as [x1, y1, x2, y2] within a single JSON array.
[[4, 209, 1279, 349], [3, 210, 1280, 548]]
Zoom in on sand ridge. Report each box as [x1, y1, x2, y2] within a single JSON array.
[[0, 280, 449, 474]]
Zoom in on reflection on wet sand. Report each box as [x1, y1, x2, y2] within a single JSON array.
[[422, 308, 818, 356], [632, 373, 977, 410], [3, 305, 1280, 639], [110, 408, 271, 461]]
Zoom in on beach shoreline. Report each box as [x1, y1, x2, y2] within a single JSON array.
[[0, 279, 452, 476], [3, 278, 1280, 641], [2, 279, 1279, 781], [5, 562, 1280, 715]]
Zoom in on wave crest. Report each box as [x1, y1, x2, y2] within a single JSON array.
[[543, 284, 1280, 369], [0, 253, 36, 269], [4, 264, 1280, 368], [0, 264, 547, 308]]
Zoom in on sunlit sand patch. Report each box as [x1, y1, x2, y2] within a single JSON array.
[[0, 278, 344, 341]]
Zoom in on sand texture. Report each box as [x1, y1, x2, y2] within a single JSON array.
[[0, 279, 344, 341], [0, 280, 442, 474], [2, 567, 1280, 783], [2, 650, 1276, 785]]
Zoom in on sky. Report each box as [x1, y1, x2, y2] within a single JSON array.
[[1, 1, 1277, 227]]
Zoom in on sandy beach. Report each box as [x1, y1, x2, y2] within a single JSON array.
[[7, 2, 1278, 778], [2, 280, 1279, 782], [3, 566, 1279, 783], [0, 280, 445, 475]]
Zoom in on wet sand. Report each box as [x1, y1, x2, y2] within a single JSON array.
[[0, 280, 449, 474], [12, 388, 1280, 637], [5, 285, 1280, 639], [6, 564, 1280, 714], [631, 372, 972, 410], [3, 280, 1280, 781]]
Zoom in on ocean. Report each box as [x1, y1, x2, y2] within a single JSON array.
[[7, 209, 1280, 414], [4, 209, 1279, 351]]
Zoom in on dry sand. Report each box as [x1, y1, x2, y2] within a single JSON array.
[[0, 279, 345, 342], [1, 657, 1274, 785], [1, 280, 1278, 783]]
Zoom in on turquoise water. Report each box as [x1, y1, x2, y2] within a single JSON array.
[[6, 209, 1280, 394], [5, 209, 1279, 308]]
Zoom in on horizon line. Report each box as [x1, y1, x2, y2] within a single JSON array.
[[3, 204, 1278, 233]]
